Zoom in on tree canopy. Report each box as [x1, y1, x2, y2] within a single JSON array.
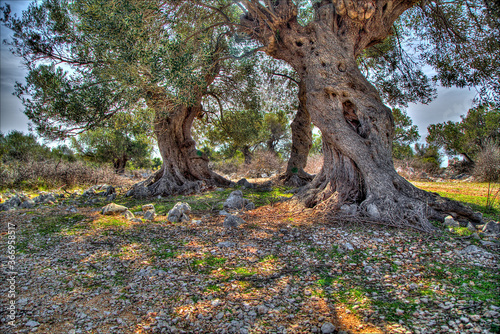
[[392, 108, 420, 160], [2, 0, 498, 228], [427, 104, 500, 164], [71, 112, 154, 173]]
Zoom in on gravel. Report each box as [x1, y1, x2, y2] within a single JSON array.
[[0, 204, 499, 334]]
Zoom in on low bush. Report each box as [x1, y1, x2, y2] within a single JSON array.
[[304, 154, 323, 175], [0, 159, 127, 190], [242, 150, 284, 178], [210, 155, 244, 177]]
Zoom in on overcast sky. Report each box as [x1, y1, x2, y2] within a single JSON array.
[[0, 0, 477, 143]]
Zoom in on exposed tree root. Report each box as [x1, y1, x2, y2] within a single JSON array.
[[291, 168, 484, 233], [279, 171, 314, 187], [129, 165, 231, 198]]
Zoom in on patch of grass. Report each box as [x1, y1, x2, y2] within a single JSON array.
[[192, 254, 227, 273], [412, 181, 500, 220], [371, 299, 417, 322], [32, 214, 87, 236], [112, 273, 125, 286], [259, 254, 278, 263], [15, 239, 30, 253], [152, 244, 178, 259], [447, 266, 500, 303], [233, 267, 256, 278], [205, 284, 221, 292], [448, 226, 474, 236], [93, 217, 127, 229]]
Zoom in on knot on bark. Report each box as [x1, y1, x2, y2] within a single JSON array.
[[330, 0, 376, 21]]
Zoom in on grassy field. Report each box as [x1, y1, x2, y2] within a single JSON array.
[[412, 181, 500, 221]]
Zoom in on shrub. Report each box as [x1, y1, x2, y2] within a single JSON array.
[[243, 150, 284, 178], [448, 158, 474, 175], [210, 154, 244, 177], [474, 143, 500, 209], [0, 159, 128, 190], [474, 143, 500, 183], [304, 154, 323, 175]]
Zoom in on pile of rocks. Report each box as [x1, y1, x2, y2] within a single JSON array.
[[167, 202, 191, 223], [219, 190, 256, 229], [0, 192, 59, 211], [81, 185, 116, 202], [444, 215, 500, 245], [100, 201, 194, 224]]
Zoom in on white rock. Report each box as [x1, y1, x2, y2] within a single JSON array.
[[444, 215, 459, 227], [343, 243, 354, 251], [25, 320, 40, 327], [366, 203, 381, 219], [321, 322, 336, 334]]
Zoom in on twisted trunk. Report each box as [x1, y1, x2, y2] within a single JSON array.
[[242, 146, 252, 165], [281, 81, 314, 187], [130, 97, 230, 198], [113, 155, 128, 175], [240, 0, 483, 230]]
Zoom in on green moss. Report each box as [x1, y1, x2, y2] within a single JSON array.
[[32, 214, 87, 236]]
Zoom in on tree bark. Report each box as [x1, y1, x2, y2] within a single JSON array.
[[240, 0, 483, 230], [242, 145, 252, 165], [113, 155, 128, 175], [280, 81, 314, 187], [130, 96, 231, 198]]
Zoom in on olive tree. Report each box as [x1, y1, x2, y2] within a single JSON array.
[[234, 0, 499, 229]]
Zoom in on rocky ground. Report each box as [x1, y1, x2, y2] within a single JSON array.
[[0, 185, 499, 334]]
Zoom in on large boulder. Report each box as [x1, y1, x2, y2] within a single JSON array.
[[144, 210, 156, 221], [236, 178, 254, 189], [104, 185, 116, 196], [0, 202, 12, 211], [223, 191, 254, 211], [0, 195, 22, 211], [7, 195, 22, 207], [142, 204, 155, 212], [482, 221, 500, 235], [223, 214, 245, 228], [102, 203, 128, 215], [122, 210, 135, 220], [82, 187, 96, 197], [167, 202, 191, 223], [106, 193, 117, 202], [444, 215, 460, 227]]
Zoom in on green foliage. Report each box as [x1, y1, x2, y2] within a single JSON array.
[[402, 2, 500, 105], [0, 131, 51, 162], [309, 131, 323, 155], [361, 33, 437, 107], [413, 143, 442, 173], [208, 108, 264, 155], [71, 112, 154, 173], [1, 0, 234, 139], [263, 110, 290, 154], [151, 157, 162, 170], [392, 108, 420, 160], [427, 104, 500, 163]]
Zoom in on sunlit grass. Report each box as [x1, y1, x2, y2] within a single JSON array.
[[113, 186, 293, 215], [412, 181, 500, 220]]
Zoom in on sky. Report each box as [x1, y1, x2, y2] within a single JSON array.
[[0, 0, 31, 134], [0, 0, 478, 144]]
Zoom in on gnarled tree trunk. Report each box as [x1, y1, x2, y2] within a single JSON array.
[[281, 81, 314, 187], [130, 97, 231, 198], [242, 145, 252, 165], [113, 155, 128, 175], [241, 0, 483, 230]]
